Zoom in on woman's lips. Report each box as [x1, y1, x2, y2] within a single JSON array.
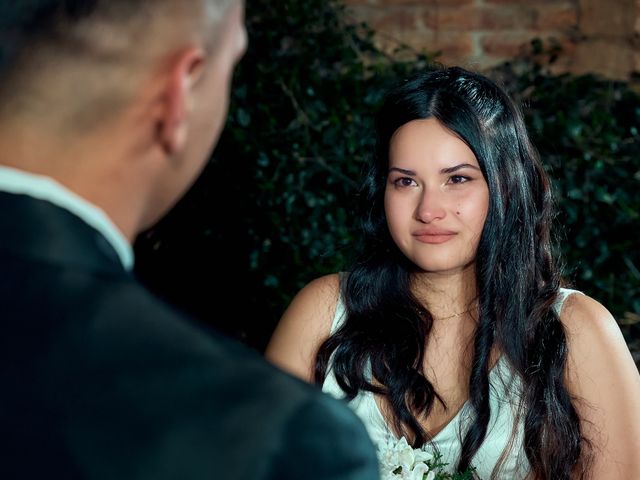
[[412, 230, 457, 244]]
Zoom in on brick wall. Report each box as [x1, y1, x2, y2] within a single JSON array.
[[343, 0, 639, 79]]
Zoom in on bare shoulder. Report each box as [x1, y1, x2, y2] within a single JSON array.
[[278, 273, 341, 337], [264, 273, 342, 382], [559, 291, 637, 386], [286, 273, 341, 317], [559, 292, 640, 476], [559, 292, 632, 368]]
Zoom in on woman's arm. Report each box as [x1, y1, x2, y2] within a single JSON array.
[[561, 293, 640, 478], [265, 273, 340, 382]]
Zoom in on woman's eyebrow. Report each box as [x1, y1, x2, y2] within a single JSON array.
[[388, 167, 416, 175], [440, 163, 481, 174]]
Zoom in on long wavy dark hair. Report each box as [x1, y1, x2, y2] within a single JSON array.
[[314, 66, 589, 479]]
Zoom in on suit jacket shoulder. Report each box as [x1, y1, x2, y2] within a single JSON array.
[[0, 193, 379, 479]]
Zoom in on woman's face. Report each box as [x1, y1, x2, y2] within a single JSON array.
[[384, 118, 489, 275]]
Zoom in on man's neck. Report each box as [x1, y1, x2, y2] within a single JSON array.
[[0, 126, 152, 243]]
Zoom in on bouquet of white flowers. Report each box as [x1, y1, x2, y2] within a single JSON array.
[[377, 436, 477, 480]]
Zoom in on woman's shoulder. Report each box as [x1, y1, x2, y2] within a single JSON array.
[[300, 272, 341, 296], [264, 273, 342, 381], [557, 290, 622, 347], [558, 289, 637, 398], [558, 292, 640, 475], [286, 273, 342, 315]]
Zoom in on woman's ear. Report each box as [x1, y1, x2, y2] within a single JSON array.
[[157, 47, 205, 155]]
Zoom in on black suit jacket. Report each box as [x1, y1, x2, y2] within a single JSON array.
[[0, 192, 379, 480]]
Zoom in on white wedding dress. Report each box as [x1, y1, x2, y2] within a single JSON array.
[[322, 287, 582, 479]]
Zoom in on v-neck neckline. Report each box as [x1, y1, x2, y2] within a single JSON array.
[[369, 355, 507, 444]]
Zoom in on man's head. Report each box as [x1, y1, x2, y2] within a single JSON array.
[[0, 0, 246, 238]]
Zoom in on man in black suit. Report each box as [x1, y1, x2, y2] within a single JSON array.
[[0, 1, 379, 478]]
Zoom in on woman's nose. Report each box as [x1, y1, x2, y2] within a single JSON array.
[[415, 187, 446, 223]]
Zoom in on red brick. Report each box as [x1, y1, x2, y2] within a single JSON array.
[[367, 7, 422, 31], [370, 29, 438, 60], [393, 29, 438, 51], [572, 38, 635, 78], [343, 5, 380, 28], [422, 8, 439, 30], [343, 5, 421, 31], [437, 0, 475, 4], [634, 48, 640, 72], [344, 0, 378, 7], [480, 32, 537, 57], [345, 0, 637, 81], [347, 5, 437, 33], [376, 0, 437, 5], [430, 0, 474, 4], [534, 4, 578, 30], [372, 29, 474, 64], [579, 0, 635, 35], [550, 44, 576, 72], [435, 5, 535, 31], [470, 54, 509, 70], [485, 0, 574, 4], [343, 0, 378, 6], [422, 31, 475, 64], [377, 0, 472, 4]]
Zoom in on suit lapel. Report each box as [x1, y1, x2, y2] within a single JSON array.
[[0, 192, 127, 276]]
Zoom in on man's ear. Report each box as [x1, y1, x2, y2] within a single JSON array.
[[158, 47, 206, 155]]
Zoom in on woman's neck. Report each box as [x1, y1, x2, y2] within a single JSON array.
[[411, 263, 478, 320]]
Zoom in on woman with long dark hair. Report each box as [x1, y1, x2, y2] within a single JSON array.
[[266, 66, 640, 479]]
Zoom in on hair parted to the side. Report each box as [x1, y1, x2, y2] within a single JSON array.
[[314, 65, 590, 479], [0, 0, 236, 128]]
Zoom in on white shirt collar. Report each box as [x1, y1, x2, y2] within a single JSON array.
[[0, 166, 134, 271]]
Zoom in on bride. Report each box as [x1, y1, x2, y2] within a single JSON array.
[[265, 66, 640, 479]]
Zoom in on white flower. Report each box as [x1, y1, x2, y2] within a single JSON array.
[[410, 462, 435, 480], [377, 436, 437, 480]]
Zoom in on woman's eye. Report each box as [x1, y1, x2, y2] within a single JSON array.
[[448, 175, 470, 184], [393, 177, 417, 187]]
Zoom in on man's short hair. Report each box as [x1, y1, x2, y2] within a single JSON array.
[[0, 0, 235, 129]]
